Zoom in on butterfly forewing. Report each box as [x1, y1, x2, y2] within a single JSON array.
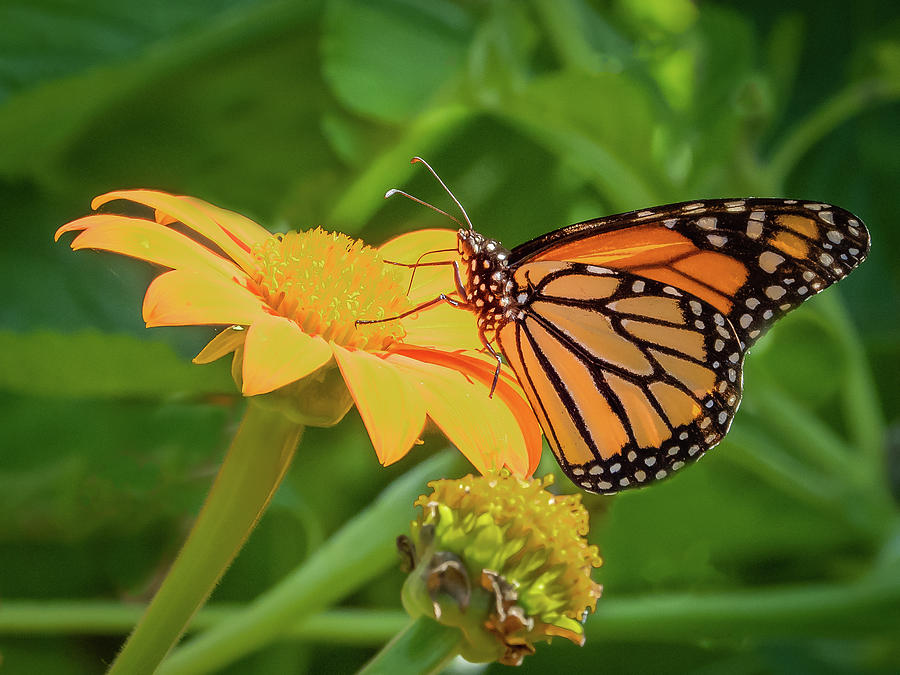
[[511, 199, 870, 350], [496, 261, 742, 494]]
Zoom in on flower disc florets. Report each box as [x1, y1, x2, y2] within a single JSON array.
[[400, 472, 602, 665], [250, 228, 412, 350]]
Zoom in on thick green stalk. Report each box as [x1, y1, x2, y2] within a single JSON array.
[[107, 402, 304, 675], [358, 617, 462, 675], [158, 451, 464, 675]]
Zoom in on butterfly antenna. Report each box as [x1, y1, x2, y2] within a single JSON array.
[[384, 189, 463, 227], [410, 157, 475, 231]]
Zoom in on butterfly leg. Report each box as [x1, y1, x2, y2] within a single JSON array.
[[384, 252, 457, 295], [355, 293, 462, 327], [479, 331, 503, 398]]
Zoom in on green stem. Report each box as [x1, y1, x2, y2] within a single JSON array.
[[723, 425, 835, 501], [358, 616, 462, 675], [107, 401, 304, 675], [588, 575, 900, 641], [0, 603, 407, 645], [815, 293, 886, 467], [743, 379, 863, 484], [531, 0, 604, 73], [327, 105, 476, 230], [6, 573, 900, 646], [495, 105, 660, 212], [158, 451, 464, 675], [767, 77, 900, 188]]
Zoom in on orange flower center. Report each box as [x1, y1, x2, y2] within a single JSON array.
[[249, 228, 411, 350]]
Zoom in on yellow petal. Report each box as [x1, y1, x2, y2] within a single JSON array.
[[183, 196, 271, 249], [56, 214, 245, 281], [434, 349, 544, 475], [400, 302, 482, 352], [378, 229, 460, 305], [194, 327, 248, 364], [332, 344, 426, 465], [240, 313, 333, 396], [92, 190, 256, 275], [142, 270, 268, 327], [386, 349, 537, 476]]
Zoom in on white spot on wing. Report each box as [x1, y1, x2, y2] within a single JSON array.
[[759, 251, 785, 273], [747, 220, 764, 239], [766, 285, 786, 300]]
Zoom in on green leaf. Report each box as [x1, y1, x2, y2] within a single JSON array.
[[0, 0, 263, 102], [0, 1, 336, 224], [321, 0, 472, 123]]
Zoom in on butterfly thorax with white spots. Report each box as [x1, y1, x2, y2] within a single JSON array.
[[457, 229, 517, 335]]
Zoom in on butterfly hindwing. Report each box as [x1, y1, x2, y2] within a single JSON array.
[[496, 261, 742, 494], [511, 199, 870, 350]]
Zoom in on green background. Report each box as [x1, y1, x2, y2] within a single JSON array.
[[1, 0, 898, 672]]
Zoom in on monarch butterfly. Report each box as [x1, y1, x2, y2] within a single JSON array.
[[373, 158, 870, 494]]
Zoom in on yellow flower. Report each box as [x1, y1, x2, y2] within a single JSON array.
[[399, 472, 602, 665], [56, 190, 541, 476]]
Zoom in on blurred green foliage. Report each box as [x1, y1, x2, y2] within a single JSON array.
[[1, 0, 898, 673]]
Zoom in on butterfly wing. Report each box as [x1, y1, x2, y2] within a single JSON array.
[[496, 261, 743, 494], [510, 199, 870, 350]]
